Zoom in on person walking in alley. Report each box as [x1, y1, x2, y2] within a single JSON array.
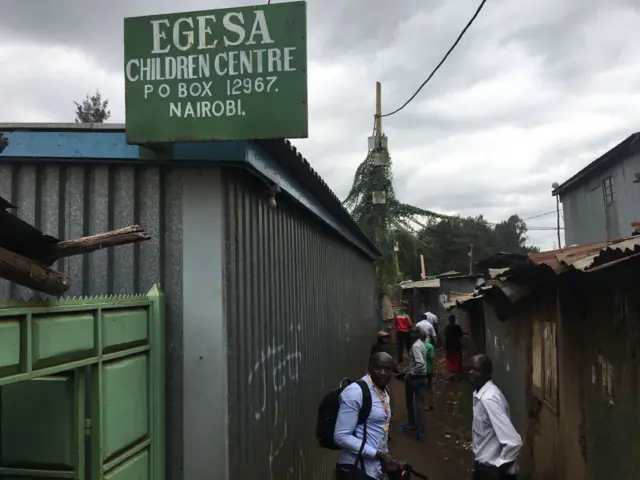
[[423, 335, 436, 410], [394, 310, 413, 363], [370, 331, 392, 358], [469, 355, 522, 480], [400, 327, 429, 441], [425, 309, 439, 345], [334, 352, 400, 479], [416, 313, 437, 346], [444, 314, 464, 379]]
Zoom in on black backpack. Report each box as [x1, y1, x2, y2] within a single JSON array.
[[316, 379, 372, 450]]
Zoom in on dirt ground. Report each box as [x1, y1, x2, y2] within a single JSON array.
[[388, 354, 474, 480]]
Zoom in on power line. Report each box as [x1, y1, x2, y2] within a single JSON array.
[[380, 0, 488, 118], [523, 209, 564, 220]]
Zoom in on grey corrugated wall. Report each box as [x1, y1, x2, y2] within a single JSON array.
[[223, 170, 377, 479], [0, 160, 184, 480]]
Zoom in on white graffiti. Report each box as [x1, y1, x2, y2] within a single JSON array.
[[247, 324, 302, 420], [247, 324, 307, 479]]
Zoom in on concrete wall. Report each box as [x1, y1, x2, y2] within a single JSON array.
[[560, 152, 640, 245], [223, 170, 376, 479]]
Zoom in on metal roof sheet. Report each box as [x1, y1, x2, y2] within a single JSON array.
[[400, 278, 441, 289], [558, 236, 640, 271], [0, 123, 380, 259], [445, 291, 483, 310]]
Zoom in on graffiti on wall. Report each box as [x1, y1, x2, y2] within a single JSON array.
[[247, 324, 306, 479]]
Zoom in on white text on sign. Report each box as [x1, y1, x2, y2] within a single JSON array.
[[126, 8, 301, 119]]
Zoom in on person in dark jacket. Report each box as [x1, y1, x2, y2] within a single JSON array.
[[370, 331, 392, 358]]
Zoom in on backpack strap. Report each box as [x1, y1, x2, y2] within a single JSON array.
[[353, 380, 373, 470], [355, 380, 372, 425]]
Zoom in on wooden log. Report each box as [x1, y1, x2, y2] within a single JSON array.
[[46, 225, 151, 262], [0, 245, 70, 295]]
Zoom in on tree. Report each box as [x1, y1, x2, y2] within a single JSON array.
[[74, 90, 111, 123], [343, 144, 449, 287], [405, 214, 539, 277]]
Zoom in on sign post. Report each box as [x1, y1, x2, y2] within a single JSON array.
[[124, 1, 307, 144]]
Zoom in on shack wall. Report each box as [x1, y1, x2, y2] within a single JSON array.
[[483, 303, 529, 457], [0, 160, 185, 480], [556, 279, 589, 480], [223, 170, 376, 479], [581, 264, 640, 480]]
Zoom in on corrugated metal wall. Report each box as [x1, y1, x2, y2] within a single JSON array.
[[0, 160, 185, 480], [223, 170, 377, 479]]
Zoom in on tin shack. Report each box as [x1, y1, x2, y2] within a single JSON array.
[[0, 123, 378, 480]]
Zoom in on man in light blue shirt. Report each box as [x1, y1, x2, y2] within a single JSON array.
[[334, 352, 398, 479]]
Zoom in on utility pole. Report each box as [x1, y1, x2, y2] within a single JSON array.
[[468, 242, 474, 275], [555, 195, 562, 249], [373, 82, 384, 245]]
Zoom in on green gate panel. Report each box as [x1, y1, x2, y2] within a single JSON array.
[[0, 320, 20, 374], [0, 372, 84, 479], [103, 452, 148, 480], [1, 375, 76, 467], [101, 309, 148, 354], [0, 285, 165, 480], [101, 355, 149, 462], [32, 313, 95, 368]]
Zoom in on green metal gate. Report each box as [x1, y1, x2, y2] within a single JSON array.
[[0, 285, 165, 480]]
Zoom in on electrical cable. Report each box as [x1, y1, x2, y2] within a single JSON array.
[[380, 0, 488, 118], [523, 209, 564, 220]]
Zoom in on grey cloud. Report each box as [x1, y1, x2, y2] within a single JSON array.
[[1, 0, 637, 252], [534, 128, 637, 174], [0, 0, 444, 70], [504, 0, 639, 86]]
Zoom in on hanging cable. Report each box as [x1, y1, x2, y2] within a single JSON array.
[[523, 209, 563, 220], [380, 0, 488, 118]]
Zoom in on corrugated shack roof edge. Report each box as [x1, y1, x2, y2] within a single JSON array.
[[477, 236, 640, 279], [0, 123, 380, 258], [256, 137, 380, 257]]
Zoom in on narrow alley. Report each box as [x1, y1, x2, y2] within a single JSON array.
[[389, 355, 474, 479]]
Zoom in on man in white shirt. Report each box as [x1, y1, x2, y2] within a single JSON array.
[[468, 355, 522, 480], [400, 328, 429, 441], [425, 310, 439, 345], [416, 313, 437, 343]]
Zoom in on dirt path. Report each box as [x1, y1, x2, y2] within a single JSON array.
[[388, 354, 474, 480]]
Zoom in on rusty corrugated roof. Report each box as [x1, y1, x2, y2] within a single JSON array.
[[527, 237, 640, 272], [527, 240, 611, 270], [561, 237, 640, 271]]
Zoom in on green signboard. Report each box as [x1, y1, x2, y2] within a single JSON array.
[[124, 1, 307, 144]]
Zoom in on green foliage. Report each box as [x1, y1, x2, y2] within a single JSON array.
[[410, 214, 540, 277], [74, 90, 111, 123], [343, 146, 446, 286], [343, 141, 539, 285]]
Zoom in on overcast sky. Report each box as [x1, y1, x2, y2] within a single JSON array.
[[1, 0, 639, 249]]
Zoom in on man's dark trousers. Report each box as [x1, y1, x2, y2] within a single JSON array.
[[472, 462, 516, 479], [404, 375, 428, 433], [396, 331, 412, 362]]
